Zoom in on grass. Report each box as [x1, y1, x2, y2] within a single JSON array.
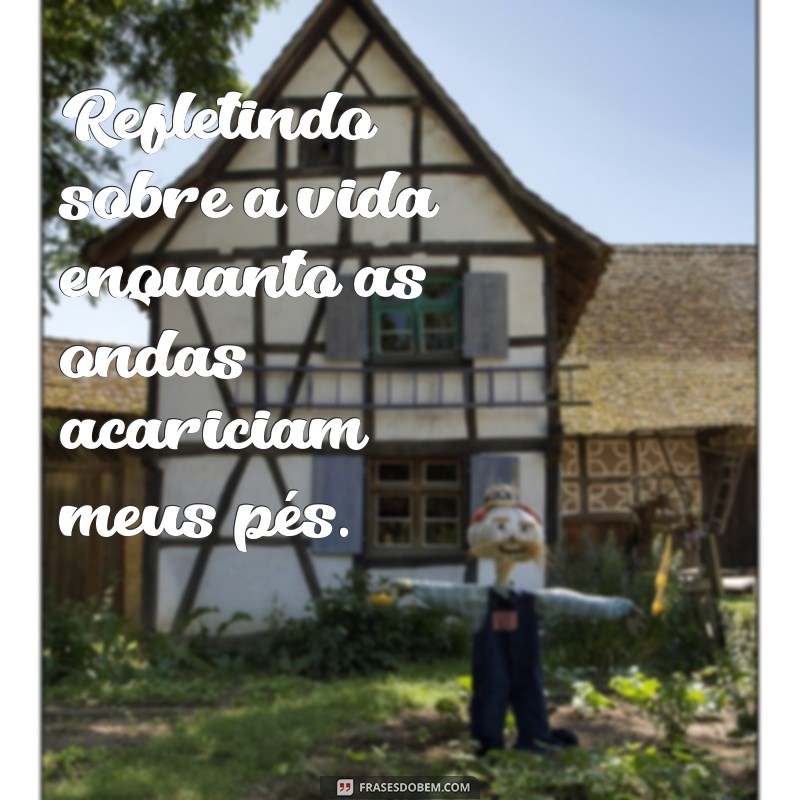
[[44, 659, 467, 799], [43, 593, 757, 799]]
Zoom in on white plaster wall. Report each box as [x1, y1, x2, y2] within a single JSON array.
[[225, 134, 278, 172], [371, 564, 465, 585], [470, 256, 545, 336], [338, 259, 362, 276], [358, 41, 417, 96], [286, 177, 343, 245], [197, 291, 252, 344], [516, 450, 547, 519], [155, 544, 353, 633], [167, 181, 278, 253], [476, 407, 549, 439], [294, 407, 366, 434], [477, 346, 547, 369], [350, 173, 413, 245], [471, 363, 546, 407], [231, 368, 257, 411], [374, 409, 467, 441], [216, 455, 286, 533], [421, 108, 471, 165], [355, 105, 412, 167], [262, 291, 320, 344], [156, 546, 198, 631], [282, 40, 345, 96], [421, 175, 532, 242], [313, 554, 357, 590], [155, 260, 257, 344], [191, 546, 313, 630], [161, 454, 240, 511], [372, 371, 465, 406], [329, 7, 369, 59], [160, 294, 203, 344], [257, 351, 365, 412], [340, 75, 365, 96], [380, 253, 460, 268], [157, 373, 233, 439]]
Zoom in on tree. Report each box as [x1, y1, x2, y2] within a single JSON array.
[[43, 0, 279, 305]]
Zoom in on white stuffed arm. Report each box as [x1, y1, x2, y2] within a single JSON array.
[[393, 579, 486, 628], [535, 587, 637, 620]]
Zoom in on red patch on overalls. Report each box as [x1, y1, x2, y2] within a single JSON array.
[[491, 611, 518, 631]]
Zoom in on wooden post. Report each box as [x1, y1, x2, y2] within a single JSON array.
[[700, 532, 726, 649], [120, 456, 145, 627]]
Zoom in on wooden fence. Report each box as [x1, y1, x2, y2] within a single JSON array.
[[43, 457, 145, 623]]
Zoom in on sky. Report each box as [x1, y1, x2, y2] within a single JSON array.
[[43, 0, 755, 346]]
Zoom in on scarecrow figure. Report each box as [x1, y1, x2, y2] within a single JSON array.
[[392, 484, 640, 755]]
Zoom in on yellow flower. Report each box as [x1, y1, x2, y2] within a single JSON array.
[[651, 599, 664, 616], [368, 592, 394, 606]]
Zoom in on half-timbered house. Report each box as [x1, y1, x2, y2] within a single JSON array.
[[559, 245, 756, 569], [86, 0, 614, 632]]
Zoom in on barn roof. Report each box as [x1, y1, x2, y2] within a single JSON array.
[[43, 338, 147, 416], [560, 245, 756, 435], [83, 0, 609, 349]]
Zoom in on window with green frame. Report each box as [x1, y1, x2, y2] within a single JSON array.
[[371, 276, 461, 356]]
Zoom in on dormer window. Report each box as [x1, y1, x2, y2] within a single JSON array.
[[298, 136, 350, 170]]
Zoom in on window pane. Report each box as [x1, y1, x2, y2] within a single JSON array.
[[423, 311, 455, 330], [378, 495, 411, 518], [380, 333, 412, 352], [424, 521, 459, 546], [378, 462, 411, 483], [423, 332, 456, 352], [379, 311, 411, 332], [424, 282, 455, 301], [425, 495, 459, 518], [300, 137, 346, 168], [377, 520, 412, 545], [425, 462, 459, 483]]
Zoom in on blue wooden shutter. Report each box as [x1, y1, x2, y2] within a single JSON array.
[[311, 455, 364, 554], [462, 273, 508, 358], [325, 274, 369, 361], [470, 454, 519, 515]]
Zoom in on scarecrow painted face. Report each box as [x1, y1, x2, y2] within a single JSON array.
[[467, 501, 545, 566]]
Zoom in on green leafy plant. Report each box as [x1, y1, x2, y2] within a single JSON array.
[[571, 679, 616, 715], [608, 668, 718, 748], [43, 589, 145, 685], [257, 570, 471, 679], [542, 534, 710, 676], [44, 590, 257, 698], [43, 745, 108, 783], [485, 741, 731, 800], [718, 599, 757, 736]]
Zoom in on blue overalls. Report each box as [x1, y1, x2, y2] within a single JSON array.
[[470, 587, 575, 754]]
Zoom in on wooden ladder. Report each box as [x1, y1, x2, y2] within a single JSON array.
[[706, 448, 747, 538], [696, 445, 748, 651]]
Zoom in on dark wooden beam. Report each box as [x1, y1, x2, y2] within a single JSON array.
[[130, 240, 547, 265], [170, 454, 251, 634], [221, 163, 481, 181]]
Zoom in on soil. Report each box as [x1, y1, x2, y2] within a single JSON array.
[[44, 702, 757, 799], [44, 705, 199, 753]]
